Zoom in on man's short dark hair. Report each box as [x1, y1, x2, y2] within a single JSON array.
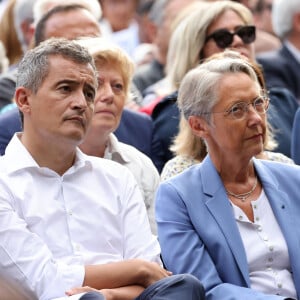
[[34, 4, 89, 46]]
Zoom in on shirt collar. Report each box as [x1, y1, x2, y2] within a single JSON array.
[[104, 133, 131, 164], [4, 133, 92, 175]]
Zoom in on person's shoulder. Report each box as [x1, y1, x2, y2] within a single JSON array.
[[162, 162, 202, 188], [84, 153, 136, 181], [133, 61, 154, 78], [161, 155, 198, 182], [152, 91, 178, 119], [122, 108, 152, 122], [117, 141, 157, 169], [257, 44, 294, 66], [134, 59, 163, 78], [256, 46, 281, 60], [0, 67, 18, 84], [0, 106, 22, 132], [255, 157, 300, 175], [269, 87, 298, 110]]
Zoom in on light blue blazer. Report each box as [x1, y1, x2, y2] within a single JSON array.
[[156, 155, 300, 300]]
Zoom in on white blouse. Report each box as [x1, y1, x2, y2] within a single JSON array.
[[231, 190, 297, 299]]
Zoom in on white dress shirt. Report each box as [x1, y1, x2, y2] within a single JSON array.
[[104, 133, 159, 234], [232, 190, 297, 299], [0, 134, 161, 300]]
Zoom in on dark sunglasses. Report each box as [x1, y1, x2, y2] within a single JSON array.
[[205, 25, 256, 49]]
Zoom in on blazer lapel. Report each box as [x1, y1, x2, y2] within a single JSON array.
[[254, 160, 300, 295], [200, 156, 251, 286]]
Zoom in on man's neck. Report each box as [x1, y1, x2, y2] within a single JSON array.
[[20, 133, 77, 176]]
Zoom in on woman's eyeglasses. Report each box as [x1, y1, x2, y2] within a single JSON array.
[[205, 25, 256, 49], [202, 96, 270, 120]]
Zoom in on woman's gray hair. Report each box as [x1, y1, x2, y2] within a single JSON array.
[[166, 1, 253, 90], [272, 0, 300, 39], [16, 37, 97, 93], [178, 57, 260, 122]]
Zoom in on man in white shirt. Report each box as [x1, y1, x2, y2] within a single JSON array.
[[0, 38, 204, 300]]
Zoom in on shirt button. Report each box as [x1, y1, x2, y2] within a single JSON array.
[[269, 245, 274, 251], [68, 210, 73, 216], [256, 217, 260, 221], [75, 245, 80, 251], [277, 283, 282, 288], [253, 204, 257, 209], [268, 257, 273, 262], [239, 215, 243, 220], [266, 267, 272, 271], [257, 226, 262, 231], [263, 236, 269, 241]]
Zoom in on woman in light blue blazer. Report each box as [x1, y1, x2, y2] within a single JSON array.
[[156, 56, 300, 300]]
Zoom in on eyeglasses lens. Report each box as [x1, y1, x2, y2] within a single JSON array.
[[230, 97, 269, 119], [207, 26, 256, 49]]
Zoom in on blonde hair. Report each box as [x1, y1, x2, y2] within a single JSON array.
[[0, 0, 23, 66], [170, 115, 207, 160], [76, 37, 135, 98], [166, 1, 253, 90]]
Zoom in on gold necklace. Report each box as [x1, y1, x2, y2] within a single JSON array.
[[226, 176, 258, 202]]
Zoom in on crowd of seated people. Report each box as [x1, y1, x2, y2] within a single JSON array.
[[0, 0, 300, 299]]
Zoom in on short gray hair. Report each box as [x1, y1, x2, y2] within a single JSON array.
[[272, 0, 300, 39], [178, 57, 259, 122], [16, 37, 97, 93]]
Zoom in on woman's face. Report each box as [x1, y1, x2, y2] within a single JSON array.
[[202, 9, 255, 60], [202, 72, 266, 161], [91, 62, 126, 135]]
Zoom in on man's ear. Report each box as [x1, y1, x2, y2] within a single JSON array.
[[15, 87, 32, 115], [188, 115, 210, 139]]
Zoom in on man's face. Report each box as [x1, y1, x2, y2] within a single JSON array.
[[44, 9, 101, 39], [101, 0, 137, 32], [21, 55, 97, 146]]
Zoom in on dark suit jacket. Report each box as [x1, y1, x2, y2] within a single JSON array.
[[257, 43, 300, 101], [0, 107, 154, 162], [267, 87, 299, 158], [0, 68, 17, 110], [151, 91, 179, 173], [291, 107, 300, 165]]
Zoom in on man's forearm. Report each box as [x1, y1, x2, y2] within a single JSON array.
[[84, 259, 169, 290]]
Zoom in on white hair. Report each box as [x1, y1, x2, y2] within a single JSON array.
[[33, 0, 102, 25], [272, 0, 300, 39], [13, 0, 37, 52]]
